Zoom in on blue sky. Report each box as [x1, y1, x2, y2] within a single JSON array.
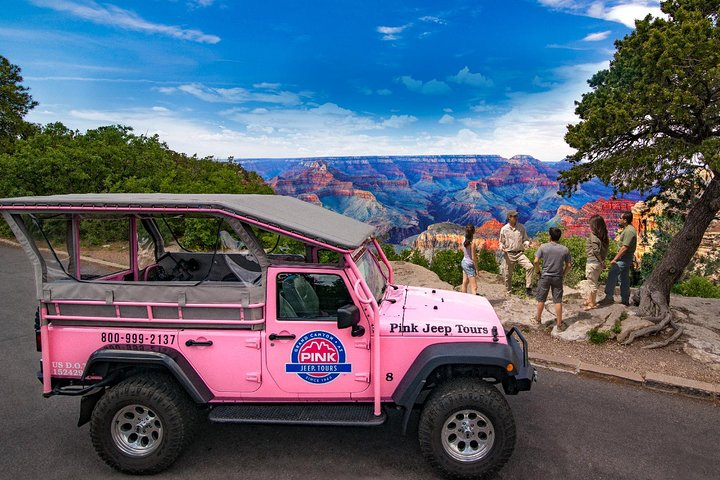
[[2, 0, 663, 161]]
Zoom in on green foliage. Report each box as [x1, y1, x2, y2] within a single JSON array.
[[639, 215, 684, 284], [380, 243, 402, 261], [0, 124, 272, 198], [476, 247, 499, 274], [560, 0, 720, 305], [0, 55, 38, 154], [558, 236, 588, 287], [430, 249, 463, 286], [672, 275, 720, 298], [255, 230, 306, 255], [588, 327, 612, 344], [404, 248, 429, 269], [179, 218, 222, 251], [609, 311, 628, 335], [0, 124, 273, 249], [561, 1, 720, 198]]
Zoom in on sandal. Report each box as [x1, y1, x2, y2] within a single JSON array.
[[583, 304, 598, 311]]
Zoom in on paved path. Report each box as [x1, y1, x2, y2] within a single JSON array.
[[1, 244, 719, 479]]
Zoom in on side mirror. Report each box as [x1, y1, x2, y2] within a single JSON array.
[[337, 304, 365, 337]]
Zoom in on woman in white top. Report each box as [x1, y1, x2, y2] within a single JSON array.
[[460, 224, 479, 295]]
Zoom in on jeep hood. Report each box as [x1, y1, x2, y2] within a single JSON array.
[[382, 286, 504, 339]]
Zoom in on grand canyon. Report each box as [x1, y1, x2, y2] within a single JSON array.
[[238, 155, 644, 251]]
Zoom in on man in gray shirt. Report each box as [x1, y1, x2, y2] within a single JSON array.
[[534, 227, 572, 329]]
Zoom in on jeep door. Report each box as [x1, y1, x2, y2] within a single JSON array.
[[265, 266, 371, 395]]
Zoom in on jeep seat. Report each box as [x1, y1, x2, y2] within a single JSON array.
[[282, 275, 319, 317]]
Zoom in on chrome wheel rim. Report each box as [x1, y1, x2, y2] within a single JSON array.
[[441, 409, 495, 462], [111, 404, 163, 457]]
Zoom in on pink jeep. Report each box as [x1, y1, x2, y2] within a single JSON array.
[[0, 193, 534, 479]]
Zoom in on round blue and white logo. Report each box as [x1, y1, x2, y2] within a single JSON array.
[[285, 330, 352, 384]]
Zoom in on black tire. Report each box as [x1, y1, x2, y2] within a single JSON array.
[[90, 373, 200, 474], [418, 378, 516, 480]]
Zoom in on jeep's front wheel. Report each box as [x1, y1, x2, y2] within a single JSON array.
[[418, 379, 516, 480], [90, 373, 199, 474]]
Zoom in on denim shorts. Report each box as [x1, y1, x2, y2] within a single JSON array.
[[461, 258, 476, 277], [536, 275, 563, 303]]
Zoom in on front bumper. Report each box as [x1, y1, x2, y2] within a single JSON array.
[[503, 326, 536, 394]]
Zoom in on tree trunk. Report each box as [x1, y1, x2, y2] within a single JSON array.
[[628, 171, 720, 346]]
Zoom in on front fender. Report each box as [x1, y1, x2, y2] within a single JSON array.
[[392, 342, 519, 409]]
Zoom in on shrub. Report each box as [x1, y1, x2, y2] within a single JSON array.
[[403, 248, 429, 269], [476, 247, 499, 274], [430, 249, 463, 286], [588, 326, 612, 344], [380, 243, 402, 261], [638, 214, 683, 284], [672, 275, 720, 299]]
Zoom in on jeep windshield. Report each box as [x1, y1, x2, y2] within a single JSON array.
[[355, 248, 386, 303]]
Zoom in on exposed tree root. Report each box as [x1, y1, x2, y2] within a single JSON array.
[[623, 287, 684, 347], [643, 324, 685, 349]]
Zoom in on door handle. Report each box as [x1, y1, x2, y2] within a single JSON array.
[[185, 339, 213, 347], [268, 333, 296, 341]]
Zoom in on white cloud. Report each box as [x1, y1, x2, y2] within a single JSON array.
[[382, 115, 418, 128], [439, 114, 455, 125], [30, 0, 221, 43], [29, 103, 427, 159], [582, 30, 612, 41], [377, 24, 410, 41], [455, 62, 609, 160], [164, 82, 304, 105], [419, 16, 446, 25], [397, 75, 451, 95], [253, 82, 282, 89], [189, 0, 215, 7], [469, 101, 497, 113], [221, 102, 417, 135], [590, 3, 664, 28], [448, 66, 493, 88], [377, 88, 392, 96], [537, 1, 664, 28]]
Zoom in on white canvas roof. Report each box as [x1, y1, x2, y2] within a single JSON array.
[[0, 193, 377, 250]]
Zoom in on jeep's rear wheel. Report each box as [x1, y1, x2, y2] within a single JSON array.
[[90, 373, 199, 474], [419, 379, 516, 480]]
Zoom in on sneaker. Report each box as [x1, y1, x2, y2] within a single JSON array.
[[526, 287, 533, 296]]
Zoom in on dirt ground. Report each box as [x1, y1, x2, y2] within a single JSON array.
[[522, 328, 720, 384]]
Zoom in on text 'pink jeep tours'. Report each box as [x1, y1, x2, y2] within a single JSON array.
[[0, 193, 535, 479]]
